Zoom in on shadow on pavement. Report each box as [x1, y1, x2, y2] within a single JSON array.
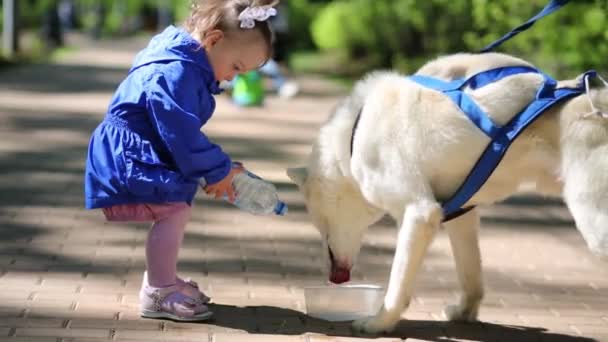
[[0, 63, 128, 93], [204, 303, 598, 341]]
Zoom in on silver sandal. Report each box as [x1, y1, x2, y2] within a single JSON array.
[[140, 284, 212, 322], [177, 277, 211, 304]]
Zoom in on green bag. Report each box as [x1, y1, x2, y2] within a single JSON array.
[[232, 71, 264, 106]]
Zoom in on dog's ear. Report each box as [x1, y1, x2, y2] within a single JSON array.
[[287, 167, 308, 186]]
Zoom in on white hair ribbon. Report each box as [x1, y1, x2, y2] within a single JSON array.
[[238, 5, 277, 29]]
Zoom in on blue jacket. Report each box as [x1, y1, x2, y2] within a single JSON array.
[[84, 26, 230, 209]]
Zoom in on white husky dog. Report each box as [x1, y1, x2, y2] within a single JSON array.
[[287, 52, 608, 334]]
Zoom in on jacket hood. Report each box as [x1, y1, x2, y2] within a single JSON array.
[[130, 25, 221, 94]]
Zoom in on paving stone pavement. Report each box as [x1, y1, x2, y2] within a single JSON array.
[[0, 34, 607, 342]]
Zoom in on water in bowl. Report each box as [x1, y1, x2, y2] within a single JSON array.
[[304, 284, 384, 322]]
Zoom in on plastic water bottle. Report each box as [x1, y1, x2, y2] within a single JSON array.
[[231, 169, 288, 216], [202, 164, 288, 216]]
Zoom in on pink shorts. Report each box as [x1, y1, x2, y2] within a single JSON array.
[[102, 203, 190, 222]]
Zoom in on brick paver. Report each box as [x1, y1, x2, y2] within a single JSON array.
[[0, 33, 607, 341]]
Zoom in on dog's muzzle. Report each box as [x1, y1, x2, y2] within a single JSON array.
[[329, 247, 351, 284]]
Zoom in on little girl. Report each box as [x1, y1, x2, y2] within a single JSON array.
[[84, 0, 280, 321]]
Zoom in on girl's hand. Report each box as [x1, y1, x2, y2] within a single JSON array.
[[204, 164, 244, 202]]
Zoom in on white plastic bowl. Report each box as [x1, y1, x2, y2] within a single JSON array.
[[304, 284, 385, 321]]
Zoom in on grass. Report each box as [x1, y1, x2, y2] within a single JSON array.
[[289, 50, 380, 88], [50, 46, 79, 61], [289, 50, 344, 74], [0, 31, 82, 71], [288, 49, 440, 88]]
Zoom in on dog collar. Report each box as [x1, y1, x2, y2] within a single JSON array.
[[350, 107, 363, 156]]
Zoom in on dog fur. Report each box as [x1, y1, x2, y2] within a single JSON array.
[[287, 52, 608, 334]]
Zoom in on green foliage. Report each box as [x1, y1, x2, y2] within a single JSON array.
[[286, 0, 326, 50], [8, 0, 606, 78], [464, 0, 608, 75], [71, 0, 190, 36], [16, 0, 54, 28], [311, 0, 608, 77], [173, 0, 192, 24], [310, 2, 350, 51], [311, 0, 476, 72]]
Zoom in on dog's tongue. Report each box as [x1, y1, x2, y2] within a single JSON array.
[[330, 266, 351, 284]]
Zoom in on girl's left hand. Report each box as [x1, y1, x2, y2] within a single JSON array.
[[203, 163, 244, 202]]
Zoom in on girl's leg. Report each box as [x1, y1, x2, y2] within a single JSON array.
[[141, 204, 211, 321], [142, 203, 209, 303], [145, 204, 191, 287]]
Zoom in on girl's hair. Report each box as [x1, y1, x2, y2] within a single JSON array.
[[185, 0, 279, 59]]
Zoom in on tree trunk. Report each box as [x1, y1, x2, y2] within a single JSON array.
[[2, 0, 19, 58]]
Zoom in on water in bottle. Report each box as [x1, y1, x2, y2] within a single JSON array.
[[231, 170, 288, 216], [201, 164, 287, 216]]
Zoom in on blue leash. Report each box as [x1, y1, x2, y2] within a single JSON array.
[[480, 0, 570, 53]]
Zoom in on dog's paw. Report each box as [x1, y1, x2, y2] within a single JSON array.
[[442, 303, 479, 322], [351, 313, 398, 335]]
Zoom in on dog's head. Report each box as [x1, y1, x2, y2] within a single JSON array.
[[287, 166, 376, 284]]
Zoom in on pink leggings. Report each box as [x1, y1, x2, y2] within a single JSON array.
[[103, 203, 191, 287]]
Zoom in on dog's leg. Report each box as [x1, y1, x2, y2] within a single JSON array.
[[352, 200, 442, 334], [443, 208, 484, 321]]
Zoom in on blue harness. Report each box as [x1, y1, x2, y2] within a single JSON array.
[[409, 67, 596, 221], [349, 0, 600, 221]]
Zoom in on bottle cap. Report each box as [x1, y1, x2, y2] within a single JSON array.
[[274, 201, 288, 216]]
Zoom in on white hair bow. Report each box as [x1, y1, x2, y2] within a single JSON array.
[[238, 5, 277, 29]]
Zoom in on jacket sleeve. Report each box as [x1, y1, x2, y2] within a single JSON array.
[[144, 71, 231, 185]]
